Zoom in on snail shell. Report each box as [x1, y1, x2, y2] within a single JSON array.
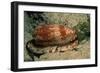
[[33, 24, 78, 46]]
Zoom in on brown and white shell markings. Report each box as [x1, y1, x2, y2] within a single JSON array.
[[33, 24, 78, 46]]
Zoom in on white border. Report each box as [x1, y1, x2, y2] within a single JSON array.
[[18, 5, 96, 68]]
